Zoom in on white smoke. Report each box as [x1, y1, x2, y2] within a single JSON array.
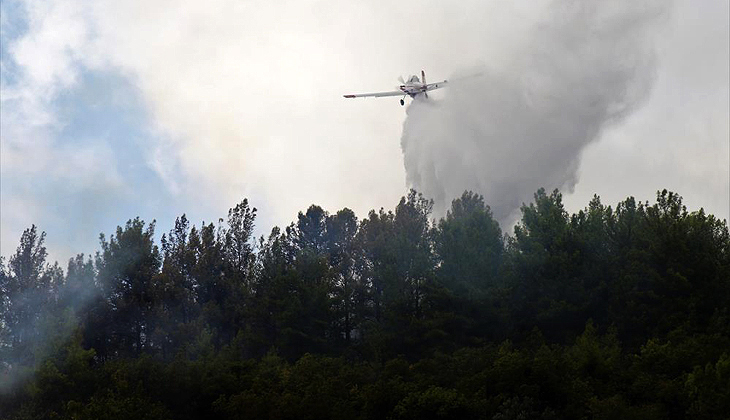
[[401, 0, 667, 224]]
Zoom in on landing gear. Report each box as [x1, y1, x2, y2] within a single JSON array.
[[400, 98, 405, 106]]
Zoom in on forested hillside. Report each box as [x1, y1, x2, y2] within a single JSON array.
[[1, 189, 728, 419]]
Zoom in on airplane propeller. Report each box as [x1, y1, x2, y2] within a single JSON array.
[[398, 75, 405, 84]]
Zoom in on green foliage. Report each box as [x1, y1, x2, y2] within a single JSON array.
[[685, 353, 730, 419], [1, 226, 60, 366], [1, 188, 729, 419], [95, 218, 161, 358]]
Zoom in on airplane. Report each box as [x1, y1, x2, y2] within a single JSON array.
[[343, 70, 448, 106]]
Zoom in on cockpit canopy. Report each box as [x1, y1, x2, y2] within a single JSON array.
[[408, 75, 420, 83]]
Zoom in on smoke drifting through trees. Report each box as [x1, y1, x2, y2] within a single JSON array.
[[2, 188, 729, 418], [401, 0, 666, 223]]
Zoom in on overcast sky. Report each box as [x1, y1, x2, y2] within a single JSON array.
[[1, 0, 728, 265]]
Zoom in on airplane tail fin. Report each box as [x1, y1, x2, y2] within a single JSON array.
[[422, 70, 428, 98]]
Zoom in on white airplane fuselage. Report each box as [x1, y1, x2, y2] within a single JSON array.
[[399, 82, 427, 98]]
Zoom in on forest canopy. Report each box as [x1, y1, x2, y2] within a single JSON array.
[[1, 188, 728, 419]]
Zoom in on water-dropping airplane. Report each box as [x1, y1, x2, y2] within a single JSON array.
[[343, 70, 448, 106]]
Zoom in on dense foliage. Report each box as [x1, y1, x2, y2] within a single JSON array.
[[1, 189, 728, 419]]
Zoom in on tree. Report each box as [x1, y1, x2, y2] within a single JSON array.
[[434, 191, 503, 297], [96, 218, 161, 357], [292, 206, 337, 353], [325, 208, 360, 345], [222, 199, 257, 281], [355, 191, 436, 358], [248, 226, 300, 357], [1, 226, 58, 366], [508, 188, 586, 342], [431, 191, 505, 345], [60, 254, 97, 312], [155, 214, 200, 358], [216, 200, 258, 347]]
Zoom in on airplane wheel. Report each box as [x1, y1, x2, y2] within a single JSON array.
[[400, 99, 405, 106]]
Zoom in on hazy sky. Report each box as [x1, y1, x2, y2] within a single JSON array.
[[1, 0, 728, 264]]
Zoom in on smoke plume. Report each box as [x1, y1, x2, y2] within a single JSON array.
[[401, 0, 667, 224]]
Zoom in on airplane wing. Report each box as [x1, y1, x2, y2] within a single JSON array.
[[425, 80, 448, 91], [343, 90, 403, 98]]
